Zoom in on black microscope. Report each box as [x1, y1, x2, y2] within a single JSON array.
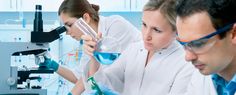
[[0, 5, 66, 95]]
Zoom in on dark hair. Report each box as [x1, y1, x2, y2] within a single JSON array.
[[143, 0, 177, 31], [58, 0, 100, 22], [176, 0, 236, 39]]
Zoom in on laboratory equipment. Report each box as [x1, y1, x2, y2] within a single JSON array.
[[93, 37, 121, 65], [34, 5, 43, 32], [86, 76, 119, 95], [87, 76, 103, 95], [93, 52, 121, 65], [74, 18, 121, 65], [0, 5, 66, 95]]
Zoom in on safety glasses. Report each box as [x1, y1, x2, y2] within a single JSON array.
[[177, 22, 234, 54]]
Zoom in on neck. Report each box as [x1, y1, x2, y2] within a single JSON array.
[[89, 20, 98, 33], [218, 58, 236, 81], [145, 50, 155, 66]]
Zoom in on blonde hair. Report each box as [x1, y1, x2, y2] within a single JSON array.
[[143, 0, 176, 31]]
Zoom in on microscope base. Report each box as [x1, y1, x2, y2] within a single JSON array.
[[0, 89, 47, 95]]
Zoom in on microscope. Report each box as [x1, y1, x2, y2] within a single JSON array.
[[0, 5, 66, 95]]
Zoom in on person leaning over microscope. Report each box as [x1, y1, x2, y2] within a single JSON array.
[[42, 0, 142, 94]]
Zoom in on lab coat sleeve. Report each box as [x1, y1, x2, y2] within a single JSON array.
[[168, 59, 195, 95], [93, 46, 130, 93]]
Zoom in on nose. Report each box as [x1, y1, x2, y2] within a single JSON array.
[[185, 49, 198, 62], [143, 29, 152, 41]]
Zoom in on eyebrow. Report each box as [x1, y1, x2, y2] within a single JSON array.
[[141, 20, 145, 25], [64, 21, 69, 26], [176, 36, 190, 43], [142, 20, 162, 30], [151, 26, 161, 30], [64, 19, 73, 26]]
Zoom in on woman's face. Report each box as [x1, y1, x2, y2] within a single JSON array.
[[60, 12, 83, 41], [142, 10, 175, 51]]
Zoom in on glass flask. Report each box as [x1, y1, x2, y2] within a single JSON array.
[[93, 36, 121, 65], [74, 18, 121, 65]]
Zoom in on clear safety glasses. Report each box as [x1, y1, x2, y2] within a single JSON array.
[[177, 22, 234, 54]]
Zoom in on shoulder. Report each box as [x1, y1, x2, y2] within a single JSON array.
[[105, 15, 126, 21], [99, 15, 139, 34], [167, 41, 186, 60], [122, 41, 144, 54], [127, 41, 144, 49], [186, 70, 216, 95], [101, 15, 131, 27], [191, 70, 213, 84], [164, 41, 193, 69]]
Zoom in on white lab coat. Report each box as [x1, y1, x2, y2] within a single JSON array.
[[185, 70, 236, 95], [72, 15, 142, 80], [91, 41, 194, 95]]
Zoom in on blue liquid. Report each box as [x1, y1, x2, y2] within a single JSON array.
[[93, 51, 121, 65]]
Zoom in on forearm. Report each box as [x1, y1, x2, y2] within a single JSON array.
[[71, 78, 85, 95], [57, 66, 78, 84], [88, 58, 100, 76]]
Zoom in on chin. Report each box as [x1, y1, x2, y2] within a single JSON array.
[[198, 69, 212, 75], [144, 46, 154, 51], [75, 37, 81, 41]]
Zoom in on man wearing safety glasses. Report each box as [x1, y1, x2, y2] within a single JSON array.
[[176, 0, 236, 95]]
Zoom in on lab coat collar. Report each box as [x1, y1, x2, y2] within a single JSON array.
[[158, 40, 181, 55], [141, 40, 182, 56]]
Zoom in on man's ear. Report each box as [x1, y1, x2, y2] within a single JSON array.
[[82, 13, 91, 24], [231, 23, 236, 44]]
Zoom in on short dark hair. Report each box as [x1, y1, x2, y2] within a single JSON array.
[[176, 0, 236, 39]]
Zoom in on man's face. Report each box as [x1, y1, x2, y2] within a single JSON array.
[[176, 12, 234, 75]]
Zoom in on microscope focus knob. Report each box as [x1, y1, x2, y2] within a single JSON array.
[[7, 77, 16, 86]]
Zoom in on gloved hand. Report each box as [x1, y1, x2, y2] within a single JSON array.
[[82, 83, 119, 95], [39, 57, 59, 72], [67, 92, 72, 95]]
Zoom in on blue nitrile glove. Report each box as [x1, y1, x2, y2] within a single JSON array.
[[40, 57, 59, 72], [82, 83, 119, 95], [67, 92, 72, 95]]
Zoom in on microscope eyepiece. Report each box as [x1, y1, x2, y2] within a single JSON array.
[[31, 5, 66, 43], [54, 26, 67, 34], [36, 5, 42, 10], [34, 5, 43, 32]]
